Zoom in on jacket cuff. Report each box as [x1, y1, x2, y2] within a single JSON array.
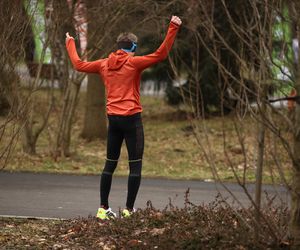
[[170, 21, 180, 28], [66, 37, 75, 47]]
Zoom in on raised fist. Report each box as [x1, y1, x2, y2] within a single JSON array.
[[171, 16, 182, 26]]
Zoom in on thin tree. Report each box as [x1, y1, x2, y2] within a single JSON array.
[[169, 0, 292, 244], [287, 1, 300, 247]]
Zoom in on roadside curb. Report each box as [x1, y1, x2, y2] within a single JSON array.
[[0, 214, 67, 221]]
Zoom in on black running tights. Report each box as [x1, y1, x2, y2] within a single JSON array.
[[100, 113, 144, 210]]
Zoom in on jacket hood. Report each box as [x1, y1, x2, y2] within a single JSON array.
[[107, 50, 130, 70]]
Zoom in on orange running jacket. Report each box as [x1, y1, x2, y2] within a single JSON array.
[[66, 22, 180, 116]]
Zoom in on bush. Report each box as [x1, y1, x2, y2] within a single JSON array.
[[1, 199, 290, 249]]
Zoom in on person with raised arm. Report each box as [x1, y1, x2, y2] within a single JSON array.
[[66, 15, 182, 219]]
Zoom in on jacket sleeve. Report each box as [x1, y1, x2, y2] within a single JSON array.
[[130, 22, 180, 71], [66, 38, 102, 73]]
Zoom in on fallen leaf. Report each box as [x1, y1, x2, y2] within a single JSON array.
[[127, 239, 142, 247], [153, 212, 163, 219], [133, 229, 147, 236], [150, 228, 166, 236], [103, 243, 116, 250]]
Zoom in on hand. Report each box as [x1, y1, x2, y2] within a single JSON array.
[[171, 15, 182, 26], [65, 32, 74, 42]]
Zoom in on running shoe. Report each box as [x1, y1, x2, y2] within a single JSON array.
[[96, 207, 116, 220], [121, 208, 136, 218]]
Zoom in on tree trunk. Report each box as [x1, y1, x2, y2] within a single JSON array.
[[62, 81, 81, 155], [0, 2, 38, 154], [0, 91, 10, 116], [81, 1, 107, 140], [290, 70, 300, 248], [81, 74, 107, 140], [254, 87, 267, 241], [289, 4, 300, 247], [55, 78, 81, 157], [22, 121, 37, 155], [45, 0, 83, 157]]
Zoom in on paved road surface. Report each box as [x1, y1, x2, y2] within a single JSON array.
[[0, 172, 290, 219]]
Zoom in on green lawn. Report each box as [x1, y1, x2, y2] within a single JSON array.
[[1, 94, 293, 184]]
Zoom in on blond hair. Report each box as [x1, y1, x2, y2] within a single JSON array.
[[117, 32, 138, 43]]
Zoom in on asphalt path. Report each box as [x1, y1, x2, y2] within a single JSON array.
[[0, 172, 290, 219]]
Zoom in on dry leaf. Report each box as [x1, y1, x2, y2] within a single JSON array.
[[150, 228, 166, 236]]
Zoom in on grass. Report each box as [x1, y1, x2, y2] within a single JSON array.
[[1, 93, 293, 184]]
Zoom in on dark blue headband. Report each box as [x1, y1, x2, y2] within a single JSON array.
[[121, 42, 137, 53]]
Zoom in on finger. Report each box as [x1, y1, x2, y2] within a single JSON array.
[[171, 15, 182, 26], [172, 16, 180, 22]]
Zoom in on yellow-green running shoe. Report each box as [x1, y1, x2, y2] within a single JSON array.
[[96, 207, 116, 220], [121, 208, 136, 218]]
